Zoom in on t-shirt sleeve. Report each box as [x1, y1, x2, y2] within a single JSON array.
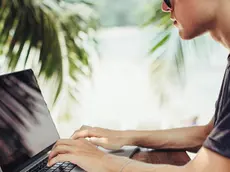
[[203, 100, 230, 158]]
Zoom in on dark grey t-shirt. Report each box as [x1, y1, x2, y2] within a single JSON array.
[[203, 54, 230, 158]]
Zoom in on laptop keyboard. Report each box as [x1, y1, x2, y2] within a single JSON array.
[[27, 158, 76, 172]]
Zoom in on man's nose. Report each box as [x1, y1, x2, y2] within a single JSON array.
[[162, 1, 171, 12]]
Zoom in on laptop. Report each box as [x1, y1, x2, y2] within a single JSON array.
[[0, 69, 83, 172], [0, 69, 140, 172]]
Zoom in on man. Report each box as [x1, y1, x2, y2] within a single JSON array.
[[47, 0, 230, 171]]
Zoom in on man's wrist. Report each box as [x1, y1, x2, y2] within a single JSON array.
[[101, 154, 131, 172], [123, 130, 139, 146], [123, 130, 146, 146], [119, 159, 133, 172]]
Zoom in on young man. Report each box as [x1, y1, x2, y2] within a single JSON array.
[[47, 0, 230, 171]]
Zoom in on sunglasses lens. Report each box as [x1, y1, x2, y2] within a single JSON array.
[[164, 0, 172, 8]]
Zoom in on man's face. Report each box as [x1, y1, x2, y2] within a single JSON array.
[[162, 0, 215, 40]]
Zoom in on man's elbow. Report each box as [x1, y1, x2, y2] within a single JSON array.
[[204, 118, 214, 137], [183, 147, 230, 172], [183, 162, 229, 172]]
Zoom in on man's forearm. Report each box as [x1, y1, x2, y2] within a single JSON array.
[[125, 125, 211, 152], [102, 154, 185, 172]]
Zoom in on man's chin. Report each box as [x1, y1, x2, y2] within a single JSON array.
[[178, 30, 195, 40], [178, 28, 207, 40]]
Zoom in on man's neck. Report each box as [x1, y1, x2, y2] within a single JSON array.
[[209, 0, 230, 49]]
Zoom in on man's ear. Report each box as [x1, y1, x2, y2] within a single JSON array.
[[185, 147, 230, 172]]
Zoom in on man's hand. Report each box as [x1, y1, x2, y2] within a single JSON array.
[[47, 139, 106, 172], [71, 125, 131, 150]]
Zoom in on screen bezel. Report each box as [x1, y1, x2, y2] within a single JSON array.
[[0, 69, 60, 172]]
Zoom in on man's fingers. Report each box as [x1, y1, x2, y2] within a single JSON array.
[[80, 125, 92, 130], [89, 137, 107, 145], [71, 128, 99, 139], [48, 145, 74, 161], [47, 154, 76, 167], [70, 125, 92, 139], [53, 139, 76, 149], [88, 137, 120, 150]]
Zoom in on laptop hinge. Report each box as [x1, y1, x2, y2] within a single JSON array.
[[19, 153, 49, 172]]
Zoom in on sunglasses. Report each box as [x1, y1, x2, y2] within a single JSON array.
[[164, 0, 172, 10]]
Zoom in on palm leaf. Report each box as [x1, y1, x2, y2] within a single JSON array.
[[144, 1, 212, 106], [0, 0, 98, 105], [150, 33, 170, 53]]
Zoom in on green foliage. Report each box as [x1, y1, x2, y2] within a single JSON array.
[[144, 1, 211, 72], [143, 2, 188, 106], [144, 1, 215, 107], [0, 0, 98, 104], [143, 2, 178, 64]]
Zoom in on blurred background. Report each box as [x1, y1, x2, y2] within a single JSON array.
[[0, 0, 229, 142]]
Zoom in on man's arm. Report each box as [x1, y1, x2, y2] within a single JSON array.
[[127, 117, 214, 153], [71, 117, 213, 152], [102, 146, 230, 172]]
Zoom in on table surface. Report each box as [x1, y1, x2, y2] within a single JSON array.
[[132, 149, 191, 166]]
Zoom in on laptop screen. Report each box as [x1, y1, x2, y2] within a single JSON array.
[[0, 70, 60, 172]]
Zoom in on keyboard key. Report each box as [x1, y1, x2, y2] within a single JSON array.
[[26, 158, 77, 172]]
